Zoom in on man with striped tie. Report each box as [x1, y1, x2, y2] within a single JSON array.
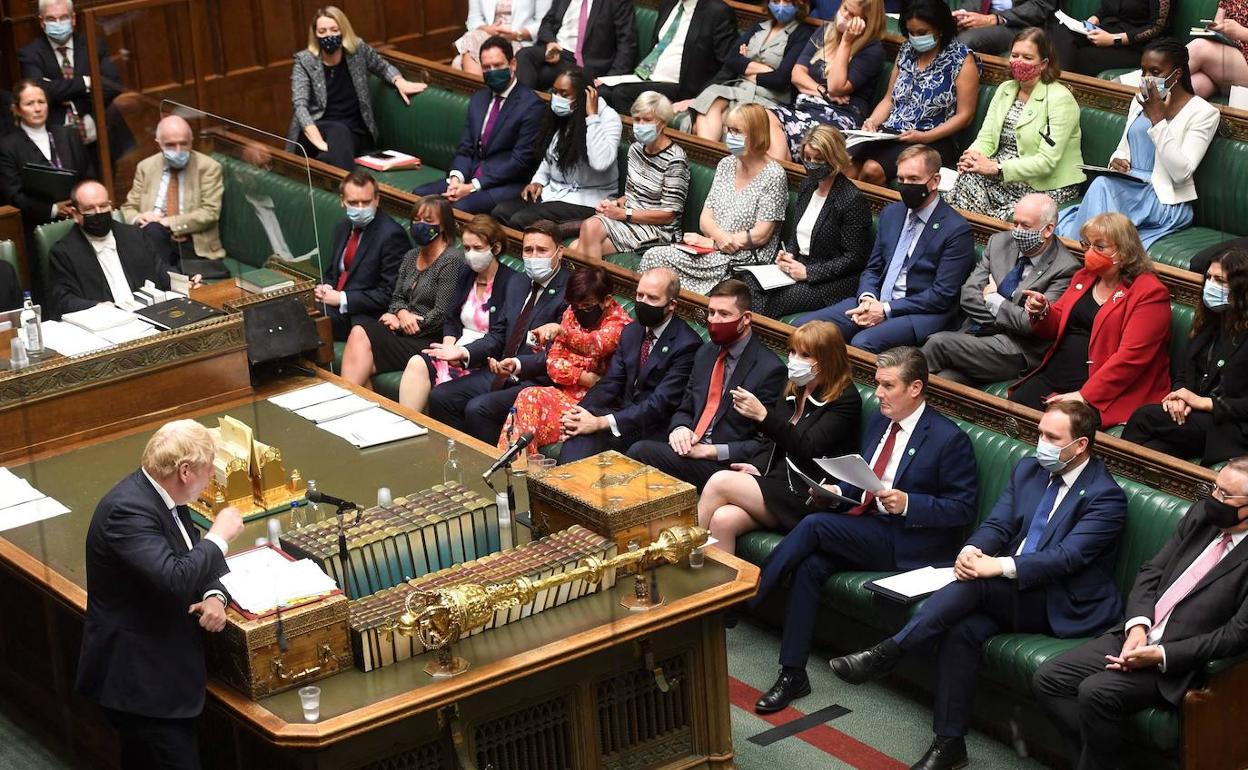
[[1033, 457, 1248, 770], [830, 399, 1126, 770]]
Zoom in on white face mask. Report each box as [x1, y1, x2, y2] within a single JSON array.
[[465, 248, 494, 272], [787, 358, 816, 386]]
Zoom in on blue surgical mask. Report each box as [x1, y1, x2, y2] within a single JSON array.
[[1142, 72, 1175, 100], [769, 2, 798, 24], [633, 122, 660, 145], [346, 205, 376, 229], [909, 33, 937, 53], [1035, 438, 1077, 473], [725, 132, 747, 156], [45, 19, 73, 43], [550, 94, 573, 117], [1203, 280, 1231, 312], [163, 149, 190, 169], [410, 221, 439, 246], [524, 257, 556, 285], [483, 67, 512, 93]]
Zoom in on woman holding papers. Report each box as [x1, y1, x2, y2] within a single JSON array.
[[0, 80, 93, 238], [1188, 2, 1248, 97], [848, 0, 980, 185], [946, 28, 1085, 222], [1048, 0, 1170, 76], [766, 0, 887, 162], [740, 126, 872, 317], [696, 321, 861, 554], [340, 196, 465, 386], [1055, 40, 1219, 248]]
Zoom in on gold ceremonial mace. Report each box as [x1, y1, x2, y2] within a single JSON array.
[[386, 526, 709, 677]]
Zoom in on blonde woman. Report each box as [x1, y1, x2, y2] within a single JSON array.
[[287, 5, 427, 170], [766, 0, 887, 162]]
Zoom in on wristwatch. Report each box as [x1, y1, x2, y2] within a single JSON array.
[[1114, 34, 1126, 46], [625, 207, 634, 223]]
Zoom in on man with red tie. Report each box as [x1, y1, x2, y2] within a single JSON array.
[[314, 171, 409, 340], [747, 346, 979, 714], [627, 278, 786, 490], [1033, 458, 1248, 770]]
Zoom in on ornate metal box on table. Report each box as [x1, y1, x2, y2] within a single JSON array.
[[206, 594, 353, 700], [527, 450, 696, 549]]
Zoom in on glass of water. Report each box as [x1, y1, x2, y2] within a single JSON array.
[[298, 685, 321, 722], [376, 487, 393, 507], [689, 546, 705, 569]]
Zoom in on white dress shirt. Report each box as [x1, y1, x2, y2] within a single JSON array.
[[556, 0, 595, 52], [857, 401, 926, 515], [86, 231, 136, 306], [141, 468, 228, 603], [21, 122, 53, 162], [981, 456, 1090, 579], [795, 190, 826, 257], [650, 0, 698, 84], [606, 314, 672, 437]]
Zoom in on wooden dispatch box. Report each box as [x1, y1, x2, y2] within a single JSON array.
[[527, 450, 696, 550], [206, 593, 354, 700]]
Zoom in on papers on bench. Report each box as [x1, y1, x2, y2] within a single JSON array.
[[0, 468, 71, 532], [220, 547, 339, 615], [318, 406, 428, 448], [267, 382, 351, 411], [814, 454, 885, 492], [596, 74, 643, 87], [867, 566, 957, 603], [735, 264, 796, 291], [842, 129, 897, 149]]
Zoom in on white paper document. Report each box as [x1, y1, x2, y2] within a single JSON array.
[[95, 319, 159, 345], [1231, 85, 1248, 110], [597, 74, 643, 86], [295, 394, 377, 423], [268, 381, 352, 411], [0, 469, 45, 509], [814, 454, 885, 492], [1054, 9, 1092, 35], [220, 552, 338, 615], [735, 264, 796, 291], [869, 566, 957, 601], [61, 303, 140, 332], [0, 497, 70, 531], [318, 406, 428, 447], [784, 458, 860, 506], [842, 129, 896, 149], [39, 320, 113, 356], [1116, 69, 1143, 87], [938, 167, 959, 192]]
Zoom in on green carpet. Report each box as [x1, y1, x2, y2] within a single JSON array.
[[0, 697, 80, 769]]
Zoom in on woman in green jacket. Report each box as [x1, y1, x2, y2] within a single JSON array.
[[946, 28, 1084, 221]]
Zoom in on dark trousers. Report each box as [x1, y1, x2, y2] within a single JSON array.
[[795, 297, 937, 353], [892, 578, 1053, 737], [600, 81, 683, 114], [561, 426, 661, 464], [324, 306, 355, 342], [139, 221, 196, 273], [428, 367, 524, 443], [412, 179, 527, 215], [1048, 24, 1143, 77], [1033, 631, 1164, 770], [1121, 405, 1218, 463], [492, 199, 598, 230], [626, 439, 728, 490], [516, 46, 578, 91], [297, 119, 365, 171], [748, 512, 902, 668], [103, 707, 200, 770]]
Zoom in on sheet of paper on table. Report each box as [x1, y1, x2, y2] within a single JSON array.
[[268, 381, 352, 411], [294, 394, 377, 423], [0, 497, 71, 532], [61, 303, 140, 332], [38, 320, 113, 356], [220, 555, 339, 615], [0, 468, 44, 508], [95, 319, 160, 345], [318, 406, 428, 448]]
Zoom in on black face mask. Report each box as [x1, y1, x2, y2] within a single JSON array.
[[80, 211, 112, 238], [898, 181, 932, 210], [803, 160, 831, 180], [1204, 497, 1246, 529], [573, 305, 605, 330], [633, 300, 668, 329], [318, 34, 343, 54]]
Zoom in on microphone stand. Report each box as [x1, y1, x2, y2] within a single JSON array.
[[334, 501, 363, 599]]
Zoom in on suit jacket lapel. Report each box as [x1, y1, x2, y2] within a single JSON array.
[[891, 409, 928, 484], [906, 203, 945, 269], [1036, 467, 1091, 551], [1017, 242, 1058, 293], [1184, 533, 1248, 601], [638, 320, 677, 382]]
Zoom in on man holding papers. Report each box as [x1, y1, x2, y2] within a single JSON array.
[[748, 346, 978, 714], [830, 400, 1126, 770]]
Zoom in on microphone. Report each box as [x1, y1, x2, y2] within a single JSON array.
[[482, 431, 534, 479], [306, 488, 357, 510]]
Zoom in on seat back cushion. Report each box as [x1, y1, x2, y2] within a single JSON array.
[[371, 81, 471, 173], [1192, 137, 1248, 237]]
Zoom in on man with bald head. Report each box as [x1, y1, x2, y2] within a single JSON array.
[[121, 114, 225, 272], [48, 179, 170, 318], [921, 193, 1080, 385]]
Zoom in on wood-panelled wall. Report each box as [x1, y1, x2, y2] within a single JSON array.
[[2, 0, 467, 137]]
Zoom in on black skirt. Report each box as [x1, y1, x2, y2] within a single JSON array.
[[356, 316, 440, 374], [754, 473, 818, 532]]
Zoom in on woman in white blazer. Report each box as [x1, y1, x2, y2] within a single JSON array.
[[1057, 39, 1220, 248], [454, 0, 549, 75]]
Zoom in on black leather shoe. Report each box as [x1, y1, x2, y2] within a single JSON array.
[[829, 639, 901, 684], [910, 736, 968, 770], [754, 670, 810, 714]]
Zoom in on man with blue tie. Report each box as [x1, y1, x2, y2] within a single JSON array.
[[749, 346, 979, 714], [558, 267, 701, 463], [830, 400, 1127, 770], [796, 145, 975, 352], [413, 36, 545, 213]]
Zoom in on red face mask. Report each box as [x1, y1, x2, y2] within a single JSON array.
[[707, 317, 744, 346], [1009, 58, 1045, 83], [1083, 248, 1116, 275]]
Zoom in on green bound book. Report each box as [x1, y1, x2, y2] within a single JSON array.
[[235, 268, 295, 294]]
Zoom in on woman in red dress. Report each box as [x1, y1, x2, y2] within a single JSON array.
[[498, 266, 630, 454]]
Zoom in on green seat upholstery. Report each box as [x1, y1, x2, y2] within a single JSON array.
[[1063, 0, 1101, 20], [1078, 107, 1127, 167], [635, 7, 659, 60], [371, 81, 470, 175]]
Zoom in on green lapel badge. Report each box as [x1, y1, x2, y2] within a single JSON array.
[[908, 448, 916, 456], [1218, 359, 1226, 368], [661, 346, 669, 353]]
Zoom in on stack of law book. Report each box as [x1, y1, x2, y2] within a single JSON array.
[[279, 482, 501, 598], [348, 525, 616, 671]]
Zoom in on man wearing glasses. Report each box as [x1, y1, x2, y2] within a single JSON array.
[[1034, 458, 1248, 770]]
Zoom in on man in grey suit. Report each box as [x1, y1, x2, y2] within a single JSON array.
[[922, 193, 1078, 385], [952, 0, 1057, 54]]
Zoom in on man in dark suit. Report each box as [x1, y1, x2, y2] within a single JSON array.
[[797, 145, 975, 352], [516, 0, 638, 90], [830, 400, 1127, 770], [628, 278, 786, 490], [0, 261, 22, 312], [559, 267, 700, 464], [76, 419, 245, 770], [598, 0, 738, 113], [428, 219, 570, 442], [413, 36, 545, 214], [48, 179, 170, 319], [748, 346, 979, 714], [312, 171, 409, 340], [1033, 458, 1248, 770], [18, 0, 133, 163]]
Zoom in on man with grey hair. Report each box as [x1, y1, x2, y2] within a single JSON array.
[[77, 419, 244, 769], [18, 0, 132, 163], [559, 266, 701, 463], [121, 114, 227, 273], [922, 193, 1079, 385]]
